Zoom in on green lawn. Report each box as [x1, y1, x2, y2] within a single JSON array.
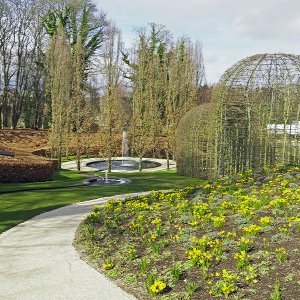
[[0, 170, 202, 233], [0, 169, 86, 193]]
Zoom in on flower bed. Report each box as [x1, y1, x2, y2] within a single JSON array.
[[77, 166, 300, 299]]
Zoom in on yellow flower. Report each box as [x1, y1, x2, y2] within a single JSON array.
[[172, 235, 180, 241], [150, 234, 157, 240], [275, 247, 288, 262], [211, 216, 226, 228], [259, 216, 273, 226], [188, 220, 199, 226], [151, 218, 161, 225], [243, 224, 261, 236], [238, 236, 254, 252], [226, 231, 236, 238], [150, 280, 166, 293], [103, 262, 114, 270]]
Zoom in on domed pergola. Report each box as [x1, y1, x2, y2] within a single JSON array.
[[176, 103, 214, 178], [176, 53, 300, 178]]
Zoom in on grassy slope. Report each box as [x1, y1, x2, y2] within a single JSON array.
[[0, 170, 201, 233]]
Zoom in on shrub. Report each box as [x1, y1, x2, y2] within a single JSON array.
[[0, 155, 57, 183]]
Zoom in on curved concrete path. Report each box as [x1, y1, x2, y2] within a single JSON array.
[[0, 193, 155, 300]]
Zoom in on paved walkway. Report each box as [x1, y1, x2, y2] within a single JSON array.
[[0, 193, 154, 300]]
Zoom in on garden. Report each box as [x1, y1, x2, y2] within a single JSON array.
[[1, 2, 300, 299], [1, 49, 300, 300], [76, 165, 300, 299]]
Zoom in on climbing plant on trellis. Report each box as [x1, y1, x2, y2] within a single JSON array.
[[176, 53, 300, 178], [176, 103, 214, 178]]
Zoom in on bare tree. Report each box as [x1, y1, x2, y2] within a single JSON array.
[[0, 1, 15, 128], [11, 0, 36, 128], [0, 0, 49, 129], [23, 1, 48, 129]]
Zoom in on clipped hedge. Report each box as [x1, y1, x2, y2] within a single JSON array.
[[0, 129, 57, 183], [0, 143, 58, 183], [0, 156, 58, 183]]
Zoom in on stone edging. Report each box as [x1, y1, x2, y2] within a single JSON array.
[[62, 157, 176, 172]]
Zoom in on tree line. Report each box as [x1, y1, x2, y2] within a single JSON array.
[[0, 0, 207, 170]]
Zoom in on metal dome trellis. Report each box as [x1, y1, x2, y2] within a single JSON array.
[[176, 53, 300, 179]]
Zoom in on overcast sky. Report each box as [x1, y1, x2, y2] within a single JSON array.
[[94, 0, 300, 84]]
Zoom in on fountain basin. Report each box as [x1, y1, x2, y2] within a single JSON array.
[[86, 159, 161, 171], [84, 176, 131, 186], [62, 157, 176, 172]]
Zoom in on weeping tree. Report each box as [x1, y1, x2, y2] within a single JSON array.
[[164, 38, 205, 169], [44, 0, 108, 166], [69, 36, 93, 171], [123, 24, 205, 169], [127, 25, 166, 171], [47, 25, 72, 168], [99, 23, 127, 172], [47, 24, 93, 170]]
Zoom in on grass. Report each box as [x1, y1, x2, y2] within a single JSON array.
[[75, 165, 300, 299], [0, 170, 201, 233], [0, 169, 86, 193]]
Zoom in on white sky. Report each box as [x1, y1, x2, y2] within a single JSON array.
[[94, 0, 300, 84]]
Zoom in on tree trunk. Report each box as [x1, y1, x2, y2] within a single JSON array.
[[107, 157, 112, 172], [57, 147, 62, 169], [76, 154, 81, 171], [166, 150, 170, 170], [2, 99, 9, 128], [12, 108, 21, 129], [139, 156, 143, 172]]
